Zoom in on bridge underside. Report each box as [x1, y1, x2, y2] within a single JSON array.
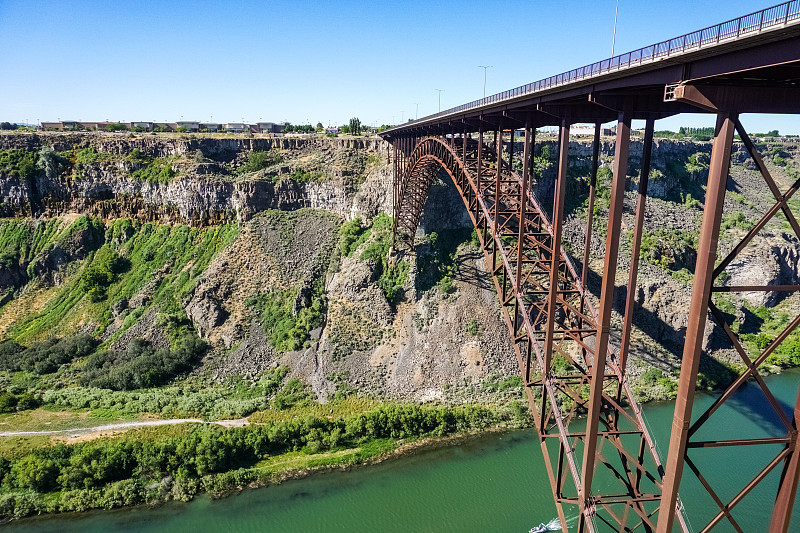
[[386, 106, 800, 533], [382, 8, 800, 532]]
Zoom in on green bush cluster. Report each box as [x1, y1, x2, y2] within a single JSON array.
[[0, 402, 521, 519], [639, 228, 697, 271], [632, 368, 679, 401], [80, 336, 206, 391], [0, 149, 38, 180], [238, 150, 282, 174], [249, 284, 326, 353], [0, 391, 38, 413], [360, 213, 408, 305], [0, 334, 96, 375], [43, 367, 290, 420], [131, 157, 177, 184], [79, 248, 129, 302], [338, 217, 370, 257], [417, 229, 471, 294], [272, 378, 313, 410]]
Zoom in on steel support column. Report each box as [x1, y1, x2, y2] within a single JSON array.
[[517, 118, 532, 380], [492, 122, 503, 269], [656, 112, 737, 533], [543, 119, 570, 380], [619, 117, 654, 373], [578, 110, 631, 531], [769, 387, 800, 533], [581, 123, 601, 295]]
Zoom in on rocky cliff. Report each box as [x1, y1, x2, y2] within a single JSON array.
[[1, 131, 799, 405]]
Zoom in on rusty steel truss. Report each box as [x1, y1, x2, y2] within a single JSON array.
[[381, 2, 800, 532]]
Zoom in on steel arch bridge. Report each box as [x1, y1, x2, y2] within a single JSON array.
[[381, 3, 800, 532]]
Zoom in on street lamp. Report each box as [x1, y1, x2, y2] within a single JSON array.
[[611, 0, 620, 57], [413, 102, 420, 119], [478, 66, 493, 98], [435, 89, 444, 112]]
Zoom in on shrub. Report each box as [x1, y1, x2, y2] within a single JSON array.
[[0, 334, 97, 374], [81, 336, 206, 390], [238, 150, 282, 174], [79, 249, 129, 302]]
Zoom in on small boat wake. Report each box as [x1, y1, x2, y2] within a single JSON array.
[[529, 518, 562, 532]]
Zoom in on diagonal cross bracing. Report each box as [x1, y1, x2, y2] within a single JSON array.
[[390, 134, 688, 533]]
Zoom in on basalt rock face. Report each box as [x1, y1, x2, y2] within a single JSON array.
[[0, 133, 389, 225], [2, 132, 800, 403]]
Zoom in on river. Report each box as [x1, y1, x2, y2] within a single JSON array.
[[7, 371, 799, 532]]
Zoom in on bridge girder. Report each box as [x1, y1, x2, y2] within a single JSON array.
[[383, 7, 800, 531]]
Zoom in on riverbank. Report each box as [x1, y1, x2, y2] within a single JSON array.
[[0, 400, 532, 522]]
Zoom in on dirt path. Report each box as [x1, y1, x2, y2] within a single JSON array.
[[0, 417, 249, 437]]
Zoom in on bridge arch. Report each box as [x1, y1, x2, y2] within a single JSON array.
[[388, 128, 677, 533]]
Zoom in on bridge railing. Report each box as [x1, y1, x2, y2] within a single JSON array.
[[391, 0, 800, 131]]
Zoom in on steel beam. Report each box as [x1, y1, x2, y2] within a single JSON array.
[[578, 110, 631, 531], [769, 387, 800, 533], [656, 112, 737, 533], [581, 123, 601, 311], [619, 117, 654, 373], [543, 119, 570, 381]]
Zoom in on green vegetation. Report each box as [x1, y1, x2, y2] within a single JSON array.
[[348, 117, 361, 136], [466, 318, 480, 336], [417, 229, 472, 294], [248, 284, 326, 353], [338, 218, 371, 257], [0, 335, 96, 376], [238, 150, 282, 174], [79, 248, 129, 302], [0, 401, 528, 519], [632, 367, 679, 401], [3, 217, 238, 344], [80, 336, 206, 390], [130, 157, 177, 184], [360, 214, 408, 305], [638, 228, 697, 271], [0, 149, 39, 180], [720, 211, 753, 233]]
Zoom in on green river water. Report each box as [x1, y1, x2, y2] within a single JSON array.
[[6, 371, 799, 532]]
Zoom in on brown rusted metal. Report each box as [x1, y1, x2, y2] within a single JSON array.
[[657, 112, 737, 533], [769, 387, 800, 533], [543, 120, 570, 385], [580, 123, 601, 298], [579, 111, 631, 532], [383, 7, 800, 529], [619, 117, 654, 373], [389, 129, 681, 533]]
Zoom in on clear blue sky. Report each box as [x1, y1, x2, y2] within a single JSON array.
[[1, 0, 798, 133]]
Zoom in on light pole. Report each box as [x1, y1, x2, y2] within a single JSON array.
[[611, 0, 620, 57], [478, 66, 492, 98], [401, 111, 405, 123], [413, 102, 420, 119], [435, 89, 444, 112]]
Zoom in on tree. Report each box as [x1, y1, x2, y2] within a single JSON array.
[[37, 146, 66, 179], [767, 129, 780, 137], [0, 122, 17, 130], [349, 117, 361, 136], [315, 122, 323, 132]]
